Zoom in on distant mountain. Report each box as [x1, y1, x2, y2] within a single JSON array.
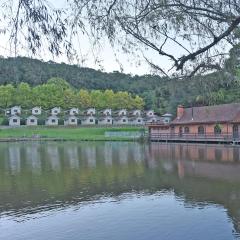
[[0, 57, 164, 94]]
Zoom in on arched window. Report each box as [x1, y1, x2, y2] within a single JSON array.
[[214, 124, 222, 135], [184, 126, 190, 134], [198, 126, 204, 135]]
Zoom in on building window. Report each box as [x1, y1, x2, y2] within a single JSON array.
[[123, 119, 126, 122], [184, 126, 190, 134], [90, 119, 94, 123], [13, 119, 18, 123], [54, 110, 58, 114], [30, 119, 35, 123], [198, 126, 204, 135], [14, 109, 17, 113], [214, 124, 222, 135], [107, 119, 111, 122], [138, 119, 141, 123], [71, 119, 76, 123], [35, 110, 38, 113], [52, 119, 56, 123]]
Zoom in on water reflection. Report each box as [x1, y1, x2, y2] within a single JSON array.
[[0, 142, 240, 239]]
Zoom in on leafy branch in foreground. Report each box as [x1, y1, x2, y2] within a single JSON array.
[[71, 0, 240, 76]]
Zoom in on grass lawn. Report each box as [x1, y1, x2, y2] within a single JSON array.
[[0, 126, 146, 141]]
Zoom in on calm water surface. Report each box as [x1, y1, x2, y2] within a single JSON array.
[[1, 141, 240, 240]]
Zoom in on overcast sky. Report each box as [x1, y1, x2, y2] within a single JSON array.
[[0, 0, 162, 75]]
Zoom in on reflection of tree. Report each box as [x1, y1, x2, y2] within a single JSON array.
[[1, 142, 240, 234]]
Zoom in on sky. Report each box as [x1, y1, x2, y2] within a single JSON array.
[[0, 0, 158, 75], [0, 0, 230, 76]]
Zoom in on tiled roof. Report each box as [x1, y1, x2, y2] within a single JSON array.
[[172, 103, 240, 124]]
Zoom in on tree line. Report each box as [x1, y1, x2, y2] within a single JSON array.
[[0, 78, 144, 110]]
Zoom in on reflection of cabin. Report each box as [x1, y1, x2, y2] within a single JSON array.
[[64, 116, 78, 126], [149, 103, 240, 143], [8, 115, 21, 126], [10, 106, 21, 115], [32, 107, 41, 115], [81, 116, 96, 125], [98, 116, 113, 125], [26, 115, 38, 126], [69, 108, 79, 116], [45, 116, 59, 126], [114, 116, 128, 125], [51, 107, 61, 115], [100, 109, 112, 116]]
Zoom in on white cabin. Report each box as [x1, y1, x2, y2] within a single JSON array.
[[129, 110, 142, 116], [10, 106, 21, 115], [100, 109, 112, 116], [81, 116, 96, 125], [114, 116, 128, 125], [64, 116, 78, 126], [85, 108, 96, 116], [45, 116, 59, 126], [9, 115, 21, 126], [115, 109, 127, 116], [130, 117, 144, 125], [32, 107, 42, 115], [98, 116, 113, 125], [51, 107, 61, 115], [145, 110, 155, 117], [69, 108, 79, 116], [26, 115, 38, 126]]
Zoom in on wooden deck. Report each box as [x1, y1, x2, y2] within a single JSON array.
[[149, 133, 240, 144]]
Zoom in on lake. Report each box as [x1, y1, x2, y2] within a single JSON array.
[[0, 141, 240, 240]]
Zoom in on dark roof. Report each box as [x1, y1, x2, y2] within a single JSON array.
[[171, 103, 240, 124]]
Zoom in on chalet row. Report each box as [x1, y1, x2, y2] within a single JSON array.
[[7, 106, 157, 126], [148, 103, 240, 142]]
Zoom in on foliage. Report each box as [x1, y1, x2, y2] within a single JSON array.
[[2, 1, 240, 76], [0, 79, 144, 111], [1, 53, 240, 115]]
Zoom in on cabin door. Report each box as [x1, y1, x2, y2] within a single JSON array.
[[233, 125, 239, 139]]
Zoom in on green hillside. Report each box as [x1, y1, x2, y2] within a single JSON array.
[[1, 45, 240, 115]]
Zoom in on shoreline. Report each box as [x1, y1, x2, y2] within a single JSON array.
[[0, 126, 146, 142]]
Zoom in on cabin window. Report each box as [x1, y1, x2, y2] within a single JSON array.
[[123, 119, 126, 122], [164, 118, 169, 123], [71, 119, 76, 123], [214, 124, 222, 135], [90, 119, 94, 123], [34, 110, 38, 113], [14, 109, 17, 112], [184, 127, 190, 134], [54, 110, 58, 113], [13, 119, 18, 123], [72, 111, 76, 114], [52, 119, 56, 123], [198, 126, 204, 135], [30, 119, 35, 123], [107, 119, 111, 122], [138, 119, 141, 123]]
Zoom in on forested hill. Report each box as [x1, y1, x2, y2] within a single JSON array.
[[0, 54, 240, 114], [0, 57, 163, 93]]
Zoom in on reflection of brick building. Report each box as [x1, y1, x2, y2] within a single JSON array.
[[149, 103, 240, 143]]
